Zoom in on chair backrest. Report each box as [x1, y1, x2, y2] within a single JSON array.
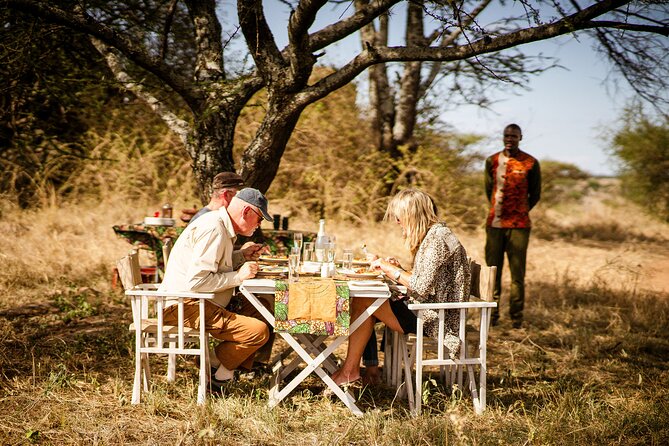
[[116, 251, 142, 290], [469, 259, 495, 302], [468, 259, 496, 333]]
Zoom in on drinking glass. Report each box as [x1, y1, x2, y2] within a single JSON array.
[[342, 249, 354, 271], [326, 241, 336, 263], [288, 253, 300, 283], [293, 233, 303, 251], [291, 246, 301, 262], [302, 241, 314, 262]]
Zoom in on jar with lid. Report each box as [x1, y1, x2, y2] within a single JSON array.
[[161, 203, 173, 219]]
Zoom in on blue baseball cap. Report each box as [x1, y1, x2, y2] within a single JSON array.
[[236, 188, 272, 221]]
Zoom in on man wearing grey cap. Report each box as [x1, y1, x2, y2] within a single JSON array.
[[160, 188, 273, 387], [189, 171, 246, 223]]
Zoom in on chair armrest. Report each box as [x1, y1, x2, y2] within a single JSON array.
[[134, 283, 160, 290], [125, 289, 216, 299], [407, 301, 497, 310]]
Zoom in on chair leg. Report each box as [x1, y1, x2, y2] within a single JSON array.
[[399, 334, 415, 411], [167, 349, 176, 382], [132, 335, 143, 404], [141, 353, 151, 392], [414, 317, 424, 416], [467, 364, 482, 414], [197, 348, 208, 405], [383, 327, 392, 385]]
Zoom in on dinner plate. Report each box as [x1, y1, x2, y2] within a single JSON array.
[[344, 271, 382, 279], [256, 270, 287, 278], [349, 280, 385, 287], [259, 256, 289, 264], [337, 259, 371, 266]]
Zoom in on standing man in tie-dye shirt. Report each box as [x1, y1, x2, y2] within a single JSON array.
[[484, 124, 541, 329]]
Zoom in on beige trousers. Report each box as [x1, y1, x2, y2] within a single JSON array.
[[164, 299, 269, 370]]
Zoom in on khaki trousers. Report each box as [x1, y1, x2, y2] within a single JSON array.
[[164, 299, 269, 370]]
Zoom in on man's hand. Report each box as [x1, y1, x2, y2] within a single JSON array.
[[240, 242, 269, 261], [237, 261, 259, 280]]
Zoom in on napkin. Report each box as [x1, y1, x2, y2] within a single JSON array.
[[287, 279, 337, 322]]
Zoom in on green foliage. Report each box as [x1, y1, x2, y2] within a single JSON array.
[[609, 108, 669, 221], [540, 160, 592, 206]]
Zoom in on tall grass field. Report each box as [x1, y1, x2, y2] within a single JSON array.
[[1, 175, 668, 445]]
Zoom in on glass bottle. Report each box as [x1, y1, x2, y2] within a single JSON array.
[[161, 203, 173, 219], [315, 219, 328, 262]]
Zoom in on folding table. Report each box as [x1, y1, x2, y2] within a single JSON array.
[[238, 278, 391, 416]]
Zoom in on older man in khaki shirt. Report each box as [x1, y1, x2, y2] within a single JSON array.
[[160, 188, 272, 384]]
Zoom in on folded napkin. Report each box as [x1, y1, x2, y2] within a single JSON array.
[[287, 279, 337, 322]]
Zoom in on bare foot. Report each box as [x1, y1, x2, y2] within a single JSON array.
[[331, 369, 361, 386]]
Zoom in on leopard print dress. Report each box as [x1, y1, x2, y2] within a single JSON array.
[[408, 222, 470, 357]]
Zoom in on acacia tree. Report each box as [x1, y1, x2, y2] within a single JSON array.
[[4, 0, 668, 202], [358, 0, 668, 161]]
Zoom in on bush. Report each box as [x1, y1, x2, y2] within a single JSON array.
[[609, 107, 669, 221]]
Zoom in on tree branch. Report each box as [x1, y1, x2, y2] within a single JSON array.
[[237, 0, 286, 84], [585, 21, 669, 36], [90, 38, 191, 146], [298, 0, 634, 107], [5, 0, 202, 109], [419, 0, 492, 97], [185, 0, 226, 82], [286, 0, 328, 86], [308, 0, 402, 51]]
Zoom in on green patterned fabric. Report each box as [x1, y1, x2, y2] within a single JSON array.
[[274, 280, 350, 336], [112, 224, 184, 266], [113, 224, 315, 265]]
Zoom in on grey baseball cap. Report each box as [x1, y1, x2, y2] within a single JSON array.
[[236, 188, 272, 221]]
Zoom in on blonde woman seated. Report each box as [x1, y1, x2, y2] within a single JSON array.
[[331, 188, 471, 387]]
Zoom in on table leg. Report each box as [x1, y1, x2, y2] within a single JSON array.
[[240, 285, 388, 416]]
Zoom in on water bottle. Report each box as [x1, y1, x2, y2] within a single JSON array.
[[315, 219, 328, 262]]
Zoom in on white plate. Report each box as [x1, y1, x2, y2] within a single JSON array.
[[144, 217, 176, 226], [344, 272, 382, 279], [349, 280, 386, 287], [259, 256, 289, 264], [256, 269, 287, 277]]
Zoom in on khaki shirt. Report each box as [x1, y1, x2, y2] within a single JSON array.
[[159, 207, 246, 308]]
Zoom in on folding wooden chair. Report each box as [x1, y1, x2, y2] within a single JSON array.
[[116, 251, 215, 404], [389, 260, 497, 414]]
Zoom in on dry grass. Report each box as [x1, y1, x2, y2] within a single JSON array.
[[1, 182, 669, 445]]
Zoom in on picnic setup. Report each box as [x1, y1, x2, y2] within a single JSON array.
[[114, 209, 497, 416], [4, 1, 669, 443]]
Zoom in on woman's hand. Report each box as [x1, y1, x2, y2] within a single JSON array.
[[384, 257, 401, 268], [370, 259, 393, 276]]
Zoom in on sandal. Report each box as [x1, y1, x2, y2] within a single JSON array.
[[322, 378, 363, 398]]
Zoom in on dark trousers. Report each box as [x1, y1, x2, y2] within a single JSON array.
[[485, 227, 531, 323]]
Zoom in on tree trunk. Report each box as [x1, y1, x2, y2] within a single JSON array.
[[238, 97, 304, 194], [188, 107, 239, 204]]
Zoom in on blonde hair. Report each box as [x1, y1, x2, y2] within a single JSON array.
[[384, 188, 438, 257]]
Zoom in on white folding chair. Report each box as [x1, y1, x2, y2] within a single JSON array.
[[116, 251, 215, 405], [390, 260, 497, 415]]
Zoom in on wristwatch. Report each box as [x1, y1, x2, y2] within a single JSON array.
[[392, 269, 402, 281]]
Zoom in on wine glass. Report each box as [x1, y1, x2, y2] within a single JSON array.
[[288, 253, 300, 283], [302, 241, 314, 262], [293, 232, 303, 251]]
